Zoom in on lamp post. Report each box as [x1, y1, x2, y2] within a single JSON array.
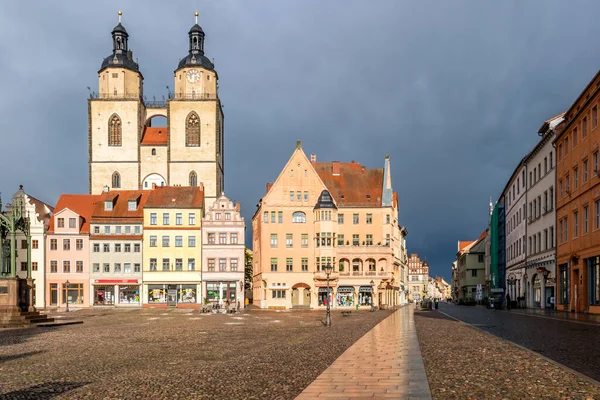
[[325, 263, 333, 327], [64, 280, 70, 313]]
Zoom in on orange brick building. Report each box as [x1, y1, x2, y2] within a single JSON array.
[[554, 70, 600, 314]]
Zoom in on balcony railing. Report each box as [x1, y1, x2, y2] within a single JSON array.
[[171, 93, 218, 101], [314, 270, 393, 279]]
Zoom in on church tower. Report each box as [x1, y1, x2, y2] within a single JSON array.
[[89, 11, 144, 194], [168, 11, 224, 206], [89, 11, 224, 209]]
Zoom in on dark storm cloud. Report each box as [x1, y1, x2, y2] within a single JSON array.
[[1, 1, 600, 281]]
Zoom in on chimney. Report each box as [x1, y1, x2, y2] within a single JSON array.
[[266, 182, 273, 193], [103, 185, 109, 193], [310, 154, 316, 164], [235, 202, 241, 212], [332, 161, 340, 176], [152, 183, 157, 189]]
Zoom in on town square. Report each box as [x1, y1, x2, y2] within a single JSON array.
[[2, 1, 600, 399]]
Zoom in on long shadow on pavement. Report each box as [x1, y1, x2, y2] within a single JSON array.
[[0, 381, 89, 400]]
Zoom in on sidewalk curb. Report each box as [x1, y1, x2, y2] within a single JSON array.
[[436, 309, 600, 389]]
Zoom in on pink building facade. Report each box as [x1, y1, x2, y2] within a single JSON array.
[[45, 195, 99, 308]]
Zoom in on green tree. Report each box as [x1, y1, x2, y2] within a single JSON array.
[[244, 247, 253, 290]]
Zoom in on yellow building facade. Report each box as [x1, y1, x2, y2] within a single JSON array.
[[142, 185, 204, 308], [252, 141, 406, 310], [88, 12, 224, 209]]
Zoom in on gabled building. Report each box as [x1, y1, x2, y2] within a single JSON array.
[[46, 194, 101, 308], [456, 231, 486, 301], [408, 253, 428, 301], [90, 189, 150, 306], [252, 141, 404, 310], [4, 186, 53, 309], [202, 193, 245, 307], [142, 185, 204, 308]]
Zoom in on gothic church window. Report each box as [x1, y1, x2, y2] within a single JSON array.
[[108, 114, 122, 146], [185, 112, 200, 147], [112, 172, 121, 188], [189, 171, 197, 186]]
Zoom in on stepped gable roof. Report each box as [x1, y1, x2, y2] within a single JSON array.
[[314, 161, 383, 207], [145, 186, 204, 209], [140, 127, 168, 146], [47, 194, 101, 234], [91, 190, 149, 220]]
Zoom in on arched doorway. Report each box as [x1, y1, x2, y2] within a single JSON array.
[[292, 283, 311, 308]]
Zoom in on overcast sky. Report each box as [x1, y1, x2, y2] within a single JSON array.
[[1, 1, 599, 281]]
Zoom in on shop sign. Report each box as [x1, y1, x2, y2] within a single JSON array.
[[94, 279, 139, 284], [318, 287, 333, 293], [359, 286, 372, 292], [337, 286, 355, 293]]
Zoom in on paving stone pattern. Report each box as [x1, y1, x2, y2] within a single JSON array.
[[415, 309, 600, 400], [438, 303, 600, 382], [0, 307, 393, 400], [296, 306, 432, 399]]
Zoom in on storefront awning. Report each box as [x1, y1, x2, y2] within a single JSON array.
[[359, 286, 373, 292], [318, 287, 333, 293], [337, 286, 355, 293]]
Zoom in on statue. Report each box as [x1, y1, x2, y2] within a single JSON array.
[[0, 241, 10, 276]]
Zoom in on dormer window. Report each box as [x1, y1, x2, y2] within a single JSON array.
[[104, 200, 113, 211], [128, 200, 137, 211]]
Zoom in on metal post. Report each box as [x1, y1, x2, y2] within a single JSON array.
[[65, 280, 70, 312], [326, 272, 331, 327]]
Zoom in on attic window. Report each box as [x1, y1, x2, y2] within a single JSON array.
[[340, 194, 345, 199], [104, 200, 113, 211], [366, 194, 371, 199], [128, 200, 137, 211]]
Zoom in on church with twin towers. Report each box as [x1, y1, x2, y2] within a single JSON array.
[[88, 11, 224, 207]]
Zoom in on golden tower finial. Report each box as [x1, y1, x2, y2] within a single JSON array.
[[195, 11, 199, 24], [118, 10, 122, 23]]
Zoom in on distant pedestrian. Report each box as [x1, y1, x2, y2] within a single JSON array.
[[506, 293, 511, 310], [236, 300, 240, 313], [244, 297, 249, 311]]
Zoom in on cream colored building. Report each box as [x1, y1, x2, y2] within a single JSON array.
[[88, 13, 223, 209], [252, 141, 404, 310], [142, 185, 204, 308], [5, 186, 53, 309], [201, 193, 245, 307]]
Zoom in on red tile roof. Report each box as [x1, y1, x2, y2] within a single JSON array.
[[140, 127, 168, 146], [145, 186, 204, 209], [47, 194, 102, 234], [458, 241, 473, 252], [91, 190, 150, 221], [314, 161, 383, 207]]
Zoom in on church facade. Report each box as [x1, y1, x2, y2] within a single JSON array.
[[88, 12, 224, 209]]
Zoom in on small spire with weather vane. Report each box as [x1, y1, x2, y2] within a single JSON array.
[[195, 11, 199, 24], [118, 10, 122, 23]]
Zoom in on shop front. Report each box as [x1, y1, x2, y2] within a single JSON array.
[[336, 286, 355, 307], [318, 287, 333, 306], [205, 281, 238, 306], [92, 279, 141, 307], [147, 283, 199, 307], [358, 286, 373, 306]]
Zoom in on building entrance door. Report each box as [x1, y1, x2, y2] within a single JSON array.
[[291, 289, 299, 306], [304, 289, 311, 306], [167, 285, 177, 307]]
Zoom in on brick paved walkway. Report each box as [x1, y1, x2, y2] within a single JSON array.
[[295, 306, 432, 399]]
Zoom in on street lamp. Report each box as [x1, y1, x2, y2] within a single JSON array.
[[64, 280, 70, 312], [324, 263, 333, 327]]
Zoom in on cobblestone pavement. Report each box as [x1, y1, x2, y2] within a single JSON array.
[[414, 309, 600, 399], [437, 303, 600, 382], [0, 307, 393, 400], [296, 306, 431, 399]]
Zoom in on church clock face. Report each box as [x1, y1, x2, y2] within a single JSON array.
[[186, 69, 200, 83]]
